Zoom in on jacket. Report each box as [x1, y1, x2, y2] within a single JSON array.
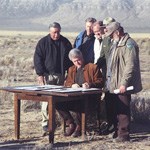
[[73, 31, 95, 64], [34, 34, 72, 76], [65, 63, 103, 88], [96, 37, 112, 81], [96, 36, 113, 67], [109, 33, 142, 94]]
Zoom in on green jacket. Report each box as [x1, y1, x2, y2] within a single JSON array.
[[109, 33, 142, 94], [96, 37, 112, 68], [96, 37, 112, 82]]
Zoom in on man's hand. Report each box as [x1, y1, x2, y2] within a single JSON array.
[[82, 82, 90, 89], [37, 76, 45, 85], [71, 83, 80, 88], [119, 85, 126, 93]]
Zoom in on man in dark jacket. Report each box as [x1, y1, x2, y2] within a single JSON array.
[[34, 22, 72, 135]]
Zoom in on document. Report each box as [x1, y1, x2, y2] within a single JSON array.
[[45, 88, 101, 93], [114, 86, 134, 94], [13, 85, 64, 91]]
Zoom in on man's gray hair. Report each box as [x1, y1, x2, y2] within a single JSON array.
[[49, 22, 61, 29], [85, 17, 96, 23], [68, 48, 83, 61]]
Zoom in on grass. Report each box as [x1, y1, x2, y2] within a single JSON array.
[[0, 31, 150, 103], [0, 30, 150, 38]]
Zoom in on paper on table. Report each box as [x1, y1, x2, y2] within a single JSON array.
[[45, 87, 101, 93], [114, 86, 134, 94], [45, 88, 82, 92], [81, 88, 101, 92], [13, 85, 64, 91]]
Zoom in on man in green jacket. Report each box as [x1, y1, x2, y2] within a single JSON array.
[[104, 22, 142, 142]]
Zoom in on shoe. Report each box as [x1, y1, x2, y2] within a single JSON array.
[[100, 122, 116, 135], [43, 125, 48, 132], [72, 125, 81, 137], [114, 136, 130, 142], [72, 130, 81, 137], [99, 121, 109, 135], [42, 125, 49, 137], [112, 131, 118, 139], [64, 123, 76, 136]]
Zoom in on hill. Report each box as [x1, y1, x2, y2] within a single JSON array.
[[0, 0, 150, 32]]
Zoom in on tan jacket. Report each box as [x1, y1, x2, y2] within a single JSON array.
[[65, 63, 103, 88], [109, 33, 142, 94]]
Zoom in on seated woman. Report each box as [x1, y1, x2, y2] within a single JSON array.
[[56, 48, 103, 137]]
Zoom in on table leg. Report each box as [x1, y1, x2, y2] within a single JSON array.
[[48, 96, 55, 144], [14, 93, 20, 139], [81, 97, 88, 140]]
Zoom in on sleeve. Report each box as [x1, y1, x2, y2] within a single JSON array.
[[64, 67, 75, 87], [34, 39, 46, 76], [120, 40, 139, 87], [96, 56, 106, 68], [90, 65, 104, 88], [64, 39, 73, 72], [73, 36, 78, 48]]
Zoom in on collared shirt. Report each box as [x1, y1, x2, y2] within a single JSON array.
[[75, 67, 84, 86], [94, 37, 103, 64]]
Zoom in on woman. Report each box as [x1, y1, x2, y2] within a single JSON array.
[[56, 48, 103, 137]]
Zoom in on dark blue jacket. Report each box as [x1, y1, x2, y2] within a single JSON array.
[[74, 31, 95, 64]]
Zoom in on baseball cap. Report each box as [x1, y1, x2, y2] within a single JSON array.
[[105, 22, 121, 37], [103, 17, 116, 26]]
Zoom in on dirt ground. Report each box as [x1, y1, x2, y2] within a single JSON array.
[[0, 99, 150, 150]]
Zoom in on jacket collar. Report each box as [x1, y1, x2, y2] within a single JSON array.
[[48, 34, 62, 44], [118, 33, 130, 47], [72, 64, 88, 72]]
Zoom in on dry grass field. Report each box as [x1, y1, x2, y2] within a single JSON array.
[[0, 30, 150, 149]]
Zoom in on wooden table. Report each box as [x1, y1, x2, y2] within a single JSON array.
[[1, 86, 102, 144]]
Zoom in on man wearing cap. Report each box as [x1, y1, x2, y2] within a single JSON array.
[[104, 22, 142, 142], [34, 22, 72, 135], [93, 17, 116, 135], [96, 17, 116, 66], [74, 17, 96, 64]]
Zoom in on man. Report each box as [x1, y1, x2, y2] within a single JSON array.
[[74, 17, 96, 64], [92, 18, 116, 135], [104, 22, 142, 142], [34, 22, 72, 135], [92, 21, 107, 81], [96, 17, 116, 68], [92, 21, 104, 64], [56, 48, 103, 137]]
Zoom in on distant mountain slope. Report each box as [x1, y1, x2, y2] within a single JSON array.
[[0, 0, 150, 32]]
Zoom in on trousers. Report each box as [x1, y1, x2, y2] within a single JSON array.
[[105, 92, 131, 138], [41, 74, 64, 127]]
